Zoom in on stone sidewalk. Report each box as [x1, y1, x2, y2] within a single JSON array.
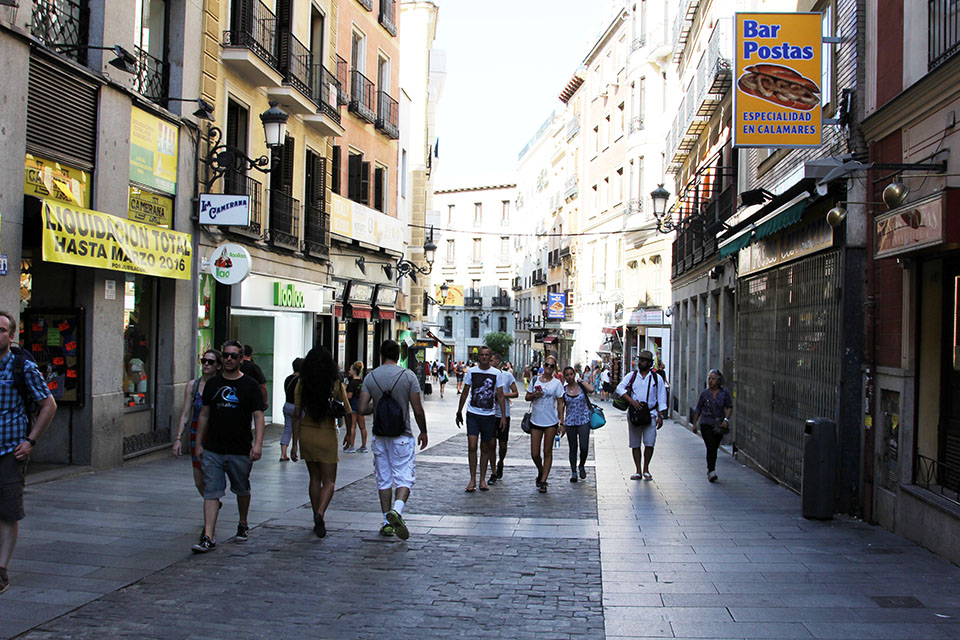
[[2, 393, 960, 639]]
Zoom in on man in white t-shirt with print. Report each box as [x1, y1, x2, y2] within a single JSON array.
[[615, 350, 667, 481], [456, 346, 506, 492], [488, 352, 518, 486]]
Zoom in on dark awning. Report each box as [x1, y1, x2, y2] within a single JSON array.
[[348, 305, 372, 319]]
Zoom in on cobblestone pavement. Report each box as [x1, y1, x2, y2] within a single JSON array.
[[4, 393, 960, 639]]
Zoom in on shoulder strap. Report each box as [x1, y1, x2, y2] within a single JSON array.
[[11, 352, 29, 405], [386, 369, 404, 395], [625, 370, 638, 397], [579, 382, 595, 411]]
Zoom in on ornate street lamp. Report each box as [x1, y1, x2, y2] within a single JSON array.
[[202, 101, 289, 189], [650, 184, 679, 233], [396, 225, 438, 283]]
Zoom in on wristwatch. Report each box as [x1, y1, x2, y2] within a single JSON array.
[[25, 437, 37, 446]]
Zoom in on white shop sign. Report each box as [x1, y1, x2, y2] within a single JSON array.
[[199, 194, 250, 226], [231, 274, 327, 313]]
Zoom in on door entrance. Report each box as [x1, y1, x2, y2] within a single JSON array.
[[939, 262, 960, 492]]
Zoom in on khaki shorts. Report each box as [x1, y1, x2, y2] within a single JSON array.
[[0, 452, 26, 522]]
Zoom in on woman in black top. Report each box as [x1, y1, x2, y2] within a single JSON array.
[[692, 369, 733, 483], [344, 361, 368, 453], [280, 357, 303, 461]]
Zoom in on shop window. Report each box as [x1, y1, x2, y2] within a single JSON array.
[[471, 316, 480, 338], [124, 274, 155, 408], [444, 315, 453, 337]]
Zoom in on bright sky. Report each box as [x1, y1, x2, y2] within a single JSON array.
[[431, 0, 614, 189]]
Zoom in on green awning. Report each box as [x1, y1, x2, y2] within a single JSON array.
[[754, 201, 806, 241], [396, 313, 411, 323], [719, 232, 752, 258]]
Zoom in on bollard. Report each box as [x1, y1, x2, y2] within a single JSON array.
[[802, 418, 837, 520]]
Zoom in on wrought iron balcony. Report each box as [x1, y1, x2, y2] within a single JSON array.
[[223, 0, 280, 70], [269, 190, 301, 250], [491, 295, 511, 308], [376, 90, 400, 139], [356, 0, 373, 10], [559, 239, 571, 258], [631, 35, 646, 52], [916, 454, 960, 506], [379, 0, 397, 36], [304, 202, 330, 258], [564, 175, 579, 199], [32, 0, 88, 63], [532, 269, 547, 285], [566, 117, 580, 141], [280, 30, 312, 99], [930, 0, 960, 70], [335, 56, 350, 106], [133, 46, 168, 101], [626, 199, 642, 216], [312, 64, 341, 123], [349, 69, 376, 123], [629, 116, 644, 134], [512, 276, 522, 291], [223, 170, 264, 238], [464, 296, 483, 308]]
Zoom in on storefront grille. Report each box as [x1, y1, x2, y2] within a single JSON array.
[[26, 53, 98, 169], [735, 251, 843, 492]]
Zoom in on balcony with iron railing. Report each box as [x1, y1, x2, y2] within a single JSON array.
[[304, 202, 330, 259], [223, 169, 264, 239], [930, 0, 960, 71], [532, 269, 547, 286], [335, 56, 350, 106], [916, 454, 960, 506], [464, 295, 483, 308], [566, 117, 580, 141], [564, 175, 579, 200], [376, 90, 400, 139], [512, 276, 522, 291], [631, 35, 646, 53], [491, 294, 511, 308], [671, 184, 735, 279], [281, 31, 312, 98], [222, 0, 281, 85], [302, 63, 345, 137], [349, 69, 376, 123], [629, 116, 644, 134], [133, 46, 168, 102], [32, 0, 88, 63], [356, 0, 373, 10], [379, 0, 397, 36], [269, 190, 300, 250], [559, 238, 571, 258]]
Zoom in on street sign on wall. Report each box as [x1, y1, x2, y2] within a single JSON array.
[[734, 12, 822, 148]]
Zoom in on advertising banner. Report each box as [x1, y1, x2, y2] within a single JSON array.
[[130, 107, 178, 194], [199, 194, 250, 226], [437, 284, 464, 306], [41, 199, 192, 280], [330, 194, 404, 253], [209, 243, 252, 285], [734, 12, 822, 148], [128, 186, 173, 228], [25, 154, 90, 208], [547, 292, 566, 319]]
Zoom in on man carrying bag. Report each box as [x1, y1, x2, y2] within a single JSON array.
[[615, 350, 666, 481]]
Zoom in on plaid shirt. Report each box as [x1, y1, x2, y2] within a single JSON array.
[[0, 350, 52, 456]]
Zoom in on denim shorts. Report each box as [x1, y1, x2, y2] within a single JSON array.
[[0, 452, 26, 522], [201, 450, 253, 500], [466, 413, 498, 443]]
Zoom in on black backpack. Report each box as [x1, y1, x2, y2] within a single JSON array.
[[10, 345, 41, 427], [369, 371, 407, 437]]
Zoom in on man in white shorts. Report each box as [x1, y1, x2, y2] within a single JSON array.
[[358, 340, 428, 540], [615, 350, 667, 481]]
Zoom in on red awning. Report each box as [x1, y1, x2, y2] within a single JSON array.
[[426, 330, 448, 347], [542, 335, 559, 344], [349, 305, 372, 319], [334, 304, 344, 318], [375, 308, 396, 320], [601, 326, 620, 335]]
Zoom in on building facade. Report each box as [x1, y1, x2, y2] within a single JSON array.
[[432, 184, 516, 365], [2, 0, 202, 466]]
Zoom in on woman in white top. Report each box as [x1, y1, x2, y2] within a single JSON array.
[[525, 355, 566, 493]]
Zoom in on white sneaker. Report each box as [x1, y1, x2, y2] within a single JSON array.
[[344, 446, 356, 453], [707, 470, 718, 482]]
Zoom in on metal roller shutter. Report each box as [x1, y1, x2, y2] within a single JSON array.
[[26, 53, 98, 170]]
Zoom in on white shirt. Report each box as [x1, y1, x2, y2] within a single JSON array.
[[526, 376, 565, 427], [615, 370, 667, 421], [464, 366, 502, 416], [495, 369, 516, 419], [601, 370, 611, 384]]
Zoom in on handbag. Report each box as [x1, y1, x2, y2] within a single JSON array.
[[611, 371, 637, 411], [521, 411, 532, 434], [578, 382, 606, 429], [327, 382, 347, 419]]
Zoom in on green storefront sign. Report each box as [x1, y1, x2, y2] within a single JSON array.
[[274, 282, 305, 308]]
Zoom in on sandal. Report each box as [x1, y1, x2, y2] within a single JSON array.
[[630, 473, 642, 480], [642, 472, 653, 481], [538, 482, 548, 493], [465, 484, 476, 493]]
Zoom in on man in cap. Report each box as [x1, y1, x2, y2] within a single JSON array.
[[615, 350, 667, 481]]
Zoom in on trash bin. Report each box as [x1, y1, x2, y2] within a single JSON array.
[[802, 418, 837, 520]]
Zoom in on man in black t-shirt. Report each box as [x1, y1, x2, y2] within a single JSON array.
[[241, 344, 269, 410], [192, 340, 266, 553]]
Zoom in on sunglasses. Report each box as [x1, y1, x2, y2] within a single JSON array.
[[544, 363, 557, 369], [200, 358, 218, 366], [222, 352, 242, 360]]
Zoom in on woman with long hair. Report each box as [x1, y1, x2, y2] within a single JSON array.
[[525, 355, 566, 493], [558, 365, 595, 482], [173, 349, 221, 496], [290, 347, 349, 537], [343, 361, 368, 453], [692, 369, 733, 483]]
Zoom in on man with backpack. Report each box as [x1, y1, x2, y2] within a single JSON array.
[[357, 340, 428, 540], [615, 350, 667, 481], [0, 311, 57, 594]]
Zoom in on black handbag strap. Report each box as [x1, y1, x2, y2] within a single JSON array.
[[578, 382, 595, 411]]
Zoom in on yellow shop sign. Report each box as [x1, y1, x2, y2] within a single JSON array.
[[41, 199, 192, 280], [128, 186, 173, 228], [24, 154, 91, 208]]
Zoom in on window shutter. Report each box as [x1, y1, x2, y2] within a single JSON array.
[[331, 146, 341, 194], [282, 135, 295, 192], [27, 54, 98, 169], [348, 153, 361, 200], [373, 167, 384, 211], [360, 161, 370, 204]]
